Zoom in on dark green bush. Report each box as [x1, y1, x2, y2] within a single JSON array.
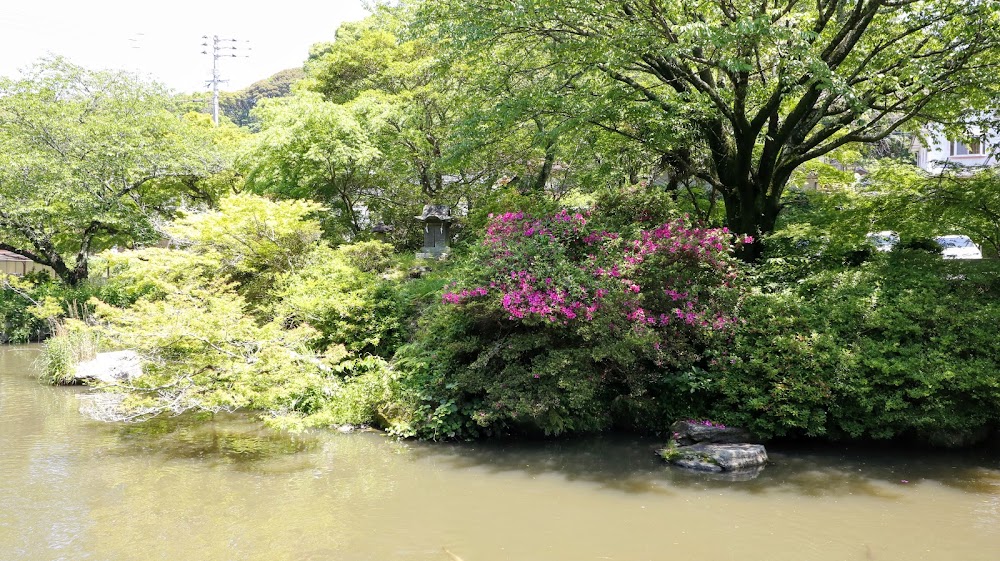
[[709, 254, 1000, 446]]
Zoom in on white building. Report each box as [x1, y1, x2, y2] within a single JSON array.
[[913, 131, 998, 172]]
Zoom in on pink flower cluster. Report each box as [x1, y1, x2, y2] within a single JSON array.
[[499, 271, 599, 321], [483, 209, 589, 248], [607, 217, 740, 332], [442, 286, 489, 304], [625, 221, 733, 269], [446, 210, 742, 337]]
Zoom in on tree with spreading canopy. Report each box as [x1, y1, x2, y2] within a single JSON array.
[[300, 5, 630, 238], [303, 10, 477, 202], [0, 58, 231, 285], [239, 91, 384, 238], [420, 0, 1000, 258]]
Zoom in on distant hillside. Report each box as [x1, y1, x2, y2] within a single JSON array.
[[220, 67, 305, 128]]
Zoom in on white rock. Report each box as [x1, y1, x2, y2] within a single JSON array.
[[74, 350, 143, 385]]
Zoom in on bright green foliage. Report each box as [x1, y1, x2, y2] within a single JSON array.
[[166, 193, 324, 306], [84, 194, 400, 426], [301, 10, 467, 245], [710, 254, 1000, 446], [70, 291, 398, 429], [98, 249, 224, 306], [269, 244, 403, 357], [92, 280, 327, 419], [302, 7, 587, 247], [0, 274, 123, 342], [334, 240, 395, 273], [240, 91, 382, 238], [304, 9, 458, 201], [0, 58, 229, 285], [304, 18, 404, 105], [275, 354, 399, 429]]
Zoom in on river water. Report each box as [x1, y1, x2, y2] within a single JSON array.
[[1, 345, 999, 561]]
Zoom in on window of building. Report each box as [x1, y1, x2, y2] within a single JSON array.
[[950, 139, 984, 156]]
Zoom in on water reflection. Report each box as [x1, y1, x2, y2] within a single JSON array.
[[103, 413, 319, 467], [3, 344, 1000, 561], [406, 435, 1000, 499]]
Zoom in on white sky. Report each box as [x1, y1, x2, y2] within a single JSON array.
[[0, 1, 370, 93]]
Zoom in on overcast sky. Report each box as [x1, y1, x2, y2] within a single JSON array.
[[0, 1, 369, 93]]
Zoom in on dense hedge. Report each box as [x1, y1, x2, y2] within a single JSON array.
[[708, 253, 1000, 446]]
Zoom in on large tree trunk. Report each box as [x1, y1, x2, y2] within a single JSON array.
[[721, 179, 784, 262], [65, 259, 89, 287]]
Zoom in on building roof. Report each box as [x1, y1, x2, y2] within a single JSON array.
[[0, 250, 32, 262]]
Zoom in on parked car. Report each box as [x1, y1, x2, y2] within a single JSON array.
[[866, 231, 899, 252], [934, 235, 983, 259]]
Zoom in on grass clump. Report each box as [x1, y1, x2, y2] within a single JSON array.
[[38, 320, 102, 385]]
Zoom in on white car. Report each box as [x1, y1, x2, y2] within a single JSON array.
[[934, 235, 982, 259], [866, 231, 899, 252]]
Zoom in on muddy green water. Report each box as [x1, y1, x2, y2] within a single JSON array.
[[1, 345, 999, 561]]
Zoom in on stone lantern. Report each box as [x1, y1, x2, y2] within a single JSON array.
[[804, 170, 819, 191], [371, 222, 393, 242], [415, 204, 452, 259]]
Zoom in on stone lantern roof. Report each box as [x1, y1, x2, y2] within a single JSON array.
[[415, 204, 452, 222]]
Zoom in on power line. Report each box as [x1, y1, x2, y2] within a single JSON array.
[[201, 35, 250, 125]]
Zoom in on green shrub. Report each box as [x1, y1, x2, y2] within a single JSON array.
[[269, 245, 403, 357], [0, 284, 49, 342], [0, 276, 119, 343], [335, 240, 395, 273], [709, 254, 1000, 445], [589, 183, 681, 237], [87, 195, 405, 425], [271, 355, 399, 429]]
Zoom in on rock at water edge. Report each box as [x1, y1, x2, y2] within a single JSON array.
[[73, 350, 142, 385], [674, 443, 768, 471]]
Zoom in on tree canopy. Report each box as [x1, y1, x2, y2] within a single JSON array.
[[240, 91, 383, 237], [421, 0, 1000, 257], [0, 58, 229, 285]]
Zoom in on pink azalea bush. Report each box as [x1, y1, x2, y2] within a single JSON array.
[[443, 210, 743, 358], [393, 206, 746, 439]]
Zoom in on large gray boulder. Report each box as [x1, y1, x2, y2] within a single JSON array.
[[669, 420, 755, 446], [73, 351, 143, 385], [662, 443, 768, 473]]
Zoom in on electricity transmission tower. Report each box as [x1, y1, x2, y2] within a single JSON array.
[[201, 35, 249, 125]]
